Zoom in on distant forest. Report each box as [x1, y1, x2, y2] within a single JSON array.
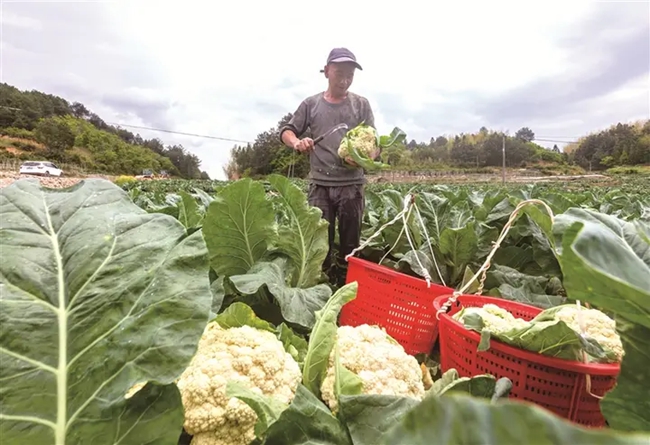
[[224, 113, 650, 179]]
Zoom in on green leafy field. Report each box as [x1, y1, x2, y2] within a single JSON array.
[[1, 175, 649, 445]]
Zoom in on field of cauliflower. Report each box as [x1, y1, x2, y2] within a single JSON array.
[[1, 174, 649, 445]]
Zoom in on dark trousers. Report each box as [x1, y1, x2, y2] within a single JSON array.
[[308, 183, 365, 283]]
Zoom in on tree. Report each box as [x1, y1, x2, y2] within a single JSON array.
[[225, 113, 311, 179], [515, 127, 535, 143], [33, 116, 76, 158], [70, 102, 90, 119]]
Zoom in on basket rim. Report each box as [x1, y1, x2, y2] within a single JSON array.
[[347, 256, 456, 293], [434, 294, 621, 375]]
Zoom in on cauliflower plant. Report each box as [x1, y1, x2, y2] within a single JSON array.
[[553, 305, 624, 361], [176, 322, 301, 445], [320, 324, 425, 413]]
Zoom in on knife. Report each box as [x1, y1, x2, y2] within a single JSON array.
[[312, 123, 348, 145], [291, 123, 349, 172]]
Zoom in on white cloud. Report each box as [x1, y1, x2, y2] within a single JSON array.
[[2, 0, 648, 179], [1, 10, 42, 30]]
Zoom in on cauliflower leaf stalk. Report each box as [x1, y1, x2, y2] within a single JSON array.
[[454, 303, 623, 364], [338, 123, 406, 171]]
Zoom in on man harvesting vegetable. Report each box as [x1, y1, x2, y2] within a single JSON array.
[[279, 47, 377, 283]]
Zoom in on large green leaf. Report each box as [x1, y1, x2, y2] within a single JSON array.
[[554, 208, 650, 431], [225, 381, 288, 438], [337, 372, 510, 445], [415, 191, 450, 245], [378, 126, 407, 148], [302, 282, 358, 397], [263, 385, 352, 445], [267, 174, 329, 288], [276, 323, 309, 367], [339, 395, 419, 445], [214, 301, 275, 332], [228, 258, 332, 329], [0, 179, 212, 445], [333, 342, 364, 410], [202, 178, 276, 276], [176, 190, 204, 230], [484, 264, 566, 309], [426, 369, 503, 399], [381, 393, 649, 445]]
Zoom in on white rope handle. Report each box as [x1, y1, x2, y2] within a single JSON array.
[[401, 203, 433, 287], [345, 193, 414, 261], [413, 202, 446, 287], [378, 204, 414, 267], [346, 193, 445, 288], [435, 199, 555, 320]]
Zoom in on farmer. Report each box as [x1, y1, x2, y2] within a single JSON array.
[[279, 47, 378, 284]]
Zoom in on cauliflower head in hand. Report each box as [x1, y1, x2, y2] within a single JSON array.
[[176, 322, 301, 445], [337, 124, 379, 162], [320, 324, 425, 413]]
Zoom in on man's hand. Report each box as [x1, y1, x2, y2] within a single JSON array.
[[293, 138, 314, 153]]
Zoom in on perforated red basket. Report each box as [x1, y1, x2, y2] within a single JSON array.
[[434, 294, 620, 427], [340, 256, 455, 356]]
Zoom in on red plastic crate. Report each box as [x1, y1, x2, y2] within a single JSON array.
[[340, 256, 455, 356], [434, 294, 620, 427]]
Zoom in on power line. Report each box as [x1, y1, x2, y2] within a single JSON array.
[[105, 122, 252, 144], [534, 137, 579, 144], [535, 136, 582, 139], [1, 105, 253, 144]]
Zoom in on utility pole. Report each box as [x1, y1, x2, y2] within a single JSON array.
[[502, 134, 506, 184]]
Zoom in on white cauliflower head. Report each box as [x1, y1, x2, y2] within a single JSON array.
[[554, 305, 624, 361], [338, 124, 378, 160], [458, 304, 529, 334], [320, 324, 425, 413], [176, 322, 301, 445]]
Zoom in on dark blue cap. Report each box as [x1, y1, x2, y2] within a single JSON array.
[[320, 47, 363, 72]]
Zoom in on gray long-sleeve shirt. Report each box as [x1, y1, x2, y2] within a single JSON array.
[[279, 92, 375, 186]]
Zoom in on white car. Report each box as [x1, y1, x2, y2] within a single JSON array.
[[19, 161, 64, 177]]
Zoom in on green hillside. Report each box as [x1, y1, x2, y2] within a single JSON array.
[[0, 83, 209, 178]]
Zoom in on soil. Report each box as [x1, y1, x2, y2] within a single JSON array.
[[0, 171, 115, 189]]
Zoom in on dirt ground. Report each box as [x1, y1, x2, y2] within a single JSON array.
[[0, 170, 618, 189], [0, 171, 115, 189]]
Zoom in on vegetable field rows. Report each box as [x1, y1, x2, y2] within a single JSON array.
[[1, 175, 649, 445]]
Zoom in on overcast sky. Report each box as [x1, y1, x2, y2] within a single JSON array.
[[2, 0, 649, 179]]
